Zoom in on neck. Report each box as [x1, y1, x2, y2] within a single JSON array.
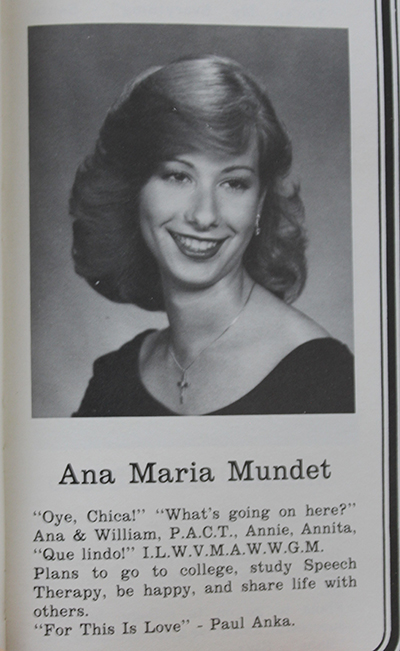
[[162, 268, 254, 364]]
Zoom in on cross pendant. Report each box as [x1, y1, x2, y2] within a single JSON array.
[[177, 374, 190, 404]]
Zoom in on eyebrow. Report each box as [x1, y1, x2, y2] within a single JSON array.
[[170, 158, 256, 174], [223, 165, 256, 174]]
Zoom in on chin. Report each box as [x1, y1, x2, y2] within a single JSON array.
[[161, 256, 243, 292]]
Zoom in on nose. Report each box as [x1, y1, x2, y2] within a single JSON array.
[[184, 184, 219, 231]]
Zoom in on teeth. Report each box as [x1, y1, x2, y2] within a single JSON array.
[[174, 234, 220, 252]]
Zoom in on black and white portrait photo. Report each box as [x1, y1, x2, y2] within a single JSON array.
[[29, 24, 354, 417]]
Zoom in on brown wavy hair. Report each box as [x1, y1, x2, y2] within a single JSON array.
[[70, 55, 307, 311]]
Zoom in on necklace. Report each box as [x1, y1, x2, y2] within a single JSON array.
[[169, 281, 256, 404]]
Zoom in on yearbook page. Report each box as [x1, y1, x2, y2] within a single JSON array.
[[2, 0, 399, 649]]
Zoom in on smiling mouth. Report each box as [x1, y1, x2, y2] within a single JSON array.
[[169, 231, 227, 259]]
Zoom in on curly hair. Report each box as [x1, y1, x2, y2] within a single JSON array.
[[70, 55, 307, 311]]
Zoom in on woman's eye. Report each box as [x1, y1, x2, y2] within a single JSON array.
[[163, 171, 191, 184], [223, 178, 250, 191]]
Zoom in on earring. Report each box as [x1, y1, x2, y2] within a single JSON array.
[[255, 214, 261, 236]]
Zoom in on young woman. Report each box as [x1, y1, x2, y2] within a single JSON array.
[[70, 55, 354, 416]]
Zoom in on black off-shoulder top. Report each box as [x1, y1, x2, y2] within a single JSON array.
[[73, 331, 355, 417]]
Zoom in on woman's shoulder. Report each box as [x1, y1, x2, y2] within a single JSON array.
[[278, 337, 353, 374], [244, 285, 329, 371], [215, 336, 354, 415], [93, 329, 157, 368], [265, 336, 354, 413], [252, 285, 329, 341], [233, 286, 355, 414], [72, 329, 160, 417]]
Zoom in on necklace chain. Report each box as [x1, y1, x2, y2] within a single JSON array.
[[169, 281, 256, 404]]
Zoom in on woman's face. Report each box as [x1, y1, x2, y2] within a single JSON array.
[[139, 141, 264, 290]]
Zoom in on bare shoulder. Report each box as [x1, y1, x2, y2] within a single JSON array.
[[278, 300, 330, 343], [248, 284, 330, 350]]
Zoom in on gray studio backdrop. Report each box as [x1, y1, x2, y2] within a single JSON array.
[[29, 24, 353, 418]]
